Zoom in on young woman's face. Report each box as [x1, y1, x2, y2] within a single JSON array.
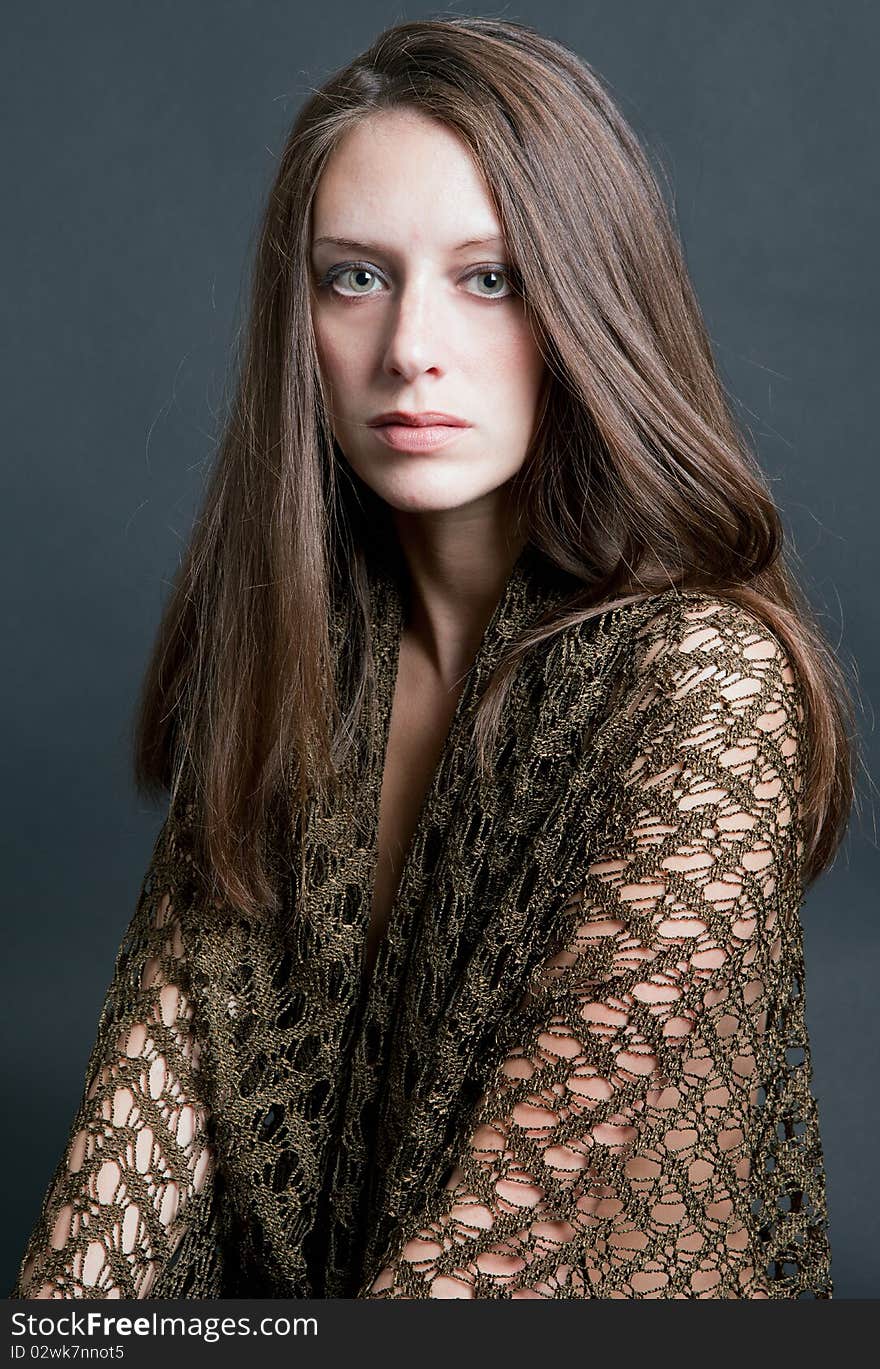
[[309, 109, 546, 517]]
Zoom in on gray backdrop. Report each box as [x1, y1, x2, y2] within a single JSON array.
[[3, 0, 877, 1298]]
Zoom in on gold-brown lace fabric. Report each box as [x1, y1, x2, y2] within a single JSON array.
[[14, 805, 222, 1298], [12, 589, 830, 1299], [362, 598, 828, 1298]]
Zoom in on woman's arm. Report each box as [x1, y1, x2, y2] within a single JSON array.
[[362, 598, 826, 1298], [13, 800, 218, 1299]]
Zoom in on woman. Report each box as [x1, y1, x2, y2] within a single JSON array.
[[13, 16, 854, 1299]]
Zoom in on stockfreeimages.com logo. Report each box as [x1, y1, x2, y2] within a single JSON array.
[[11, 1311, 316, 1345]]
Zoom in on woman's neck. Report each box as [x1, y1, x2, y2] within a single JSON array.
[[390, 505, 527, 686]]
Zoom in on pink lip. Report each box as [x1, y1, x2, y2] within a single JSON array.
[[371, 423, 468, 453], [368, 410, 470, 427]]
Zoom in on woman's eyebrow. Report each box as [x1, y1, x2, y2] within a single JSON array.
[[311, 234, 506, 254]]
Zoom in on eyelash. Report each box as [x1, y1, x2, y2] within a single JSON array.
[[316, 261, 519, 304]]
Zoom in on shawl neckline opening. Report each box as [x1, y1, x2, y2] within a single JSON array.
[[355, 537, 573, 1018], [300, 537, 584, 1292]]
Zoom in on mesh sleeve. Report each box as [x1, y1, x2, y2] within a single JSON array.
[[11, 796, 221, 1299], [362, 596, 827, 1298]]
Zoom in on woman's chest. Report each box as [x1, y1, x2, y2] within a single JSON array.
[[365, 637, 464, 976]]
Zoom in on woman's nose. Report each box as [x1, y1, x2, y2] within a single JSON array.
[[381, 279, 446, 380]]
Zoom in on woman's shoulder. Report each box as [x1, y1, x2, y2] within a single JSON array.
[[551, 587, 803, 766], [582, 587, 797, 691]]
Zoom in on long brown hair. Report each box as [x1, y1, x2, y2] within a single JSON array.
[[132, 15, 861, 916]]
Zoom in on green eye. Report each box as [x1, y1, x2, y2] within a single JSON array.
[[467, 268, 510, 297], [325, 265, 383, 297]]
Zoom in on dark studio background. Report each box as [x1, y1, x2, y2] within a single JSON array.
[[2, 1, 877, 1298]]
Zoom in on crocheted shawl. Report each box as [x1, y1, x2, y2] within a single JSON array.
[[13, 541, 832, 1299]]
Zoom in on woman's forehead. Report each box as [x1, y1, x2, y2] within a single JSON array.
[[311, 112, 502, 248]]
